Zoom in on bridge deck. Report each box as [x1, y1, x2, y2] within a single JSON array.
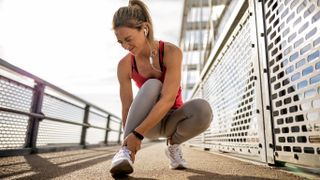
[[0, 142, 306, 179]]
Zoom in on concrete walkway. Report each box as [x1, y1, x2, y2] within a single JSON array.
[[0, 142, 309, 180]]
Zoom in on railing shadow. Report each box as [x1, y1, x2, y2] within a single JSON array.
[[184, 168, 273, 180], [0, 142, 161, 179], [3, 153, 113, 179]]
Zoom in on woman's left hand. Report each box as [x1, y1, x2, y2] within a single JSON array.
[[122, 133, 142, 162]]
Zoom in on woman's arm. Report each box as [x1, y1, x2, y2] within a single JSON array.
[[135, 43, 182, 135], [117, 56, 133, 129]]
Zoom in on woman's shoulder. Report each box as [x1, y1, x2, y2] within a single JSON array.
[[117, 53, 133, 78], [162, 41, 182, 56], [160, 41, 182, 66], [118, 53, 132, 67], [164, 42, 182, 56]]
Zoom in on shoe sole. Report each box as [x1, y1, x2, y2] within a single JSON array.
[[172, 164, 187, 170], [110, 159, 133, 176]]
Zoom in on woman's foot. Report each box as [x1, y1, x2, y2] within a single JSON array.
[[165, 144, 187, 169], [110, 146, 134, 176]]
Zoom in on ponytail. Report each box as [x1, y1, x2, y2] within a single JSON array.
[[112, 0, 154, 43]]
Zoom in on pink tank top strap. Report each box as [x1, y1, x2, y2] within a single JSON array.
[[159, 40, 164, 72]]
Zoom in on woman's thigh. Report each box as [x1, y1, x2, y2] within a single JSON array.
[[144, 110, 175, 139], [162, 98, 213, 138]]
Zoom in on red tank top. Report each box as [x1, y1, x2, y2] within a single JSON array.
[[131, 40, 183, 109]]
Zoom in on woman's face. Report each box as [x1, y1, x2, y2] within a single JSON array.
[[115, 26, 145, 55]]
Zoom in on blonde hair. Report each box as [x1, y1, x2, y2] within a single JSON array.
[[112, 0, 154, 43]]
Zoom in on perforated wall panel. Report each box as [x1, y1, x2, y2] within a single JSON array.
[[108, 118, 121, 142], [0, 76, 33, 149], [42, 94, 85, 123], [86, 111, 107, 144], [36, 94, 85, 146], [193, 86, 202, 99], [0, 76, 33, 113], [36, 120, 82, 146], [0, 112, 29, 150], [264, 0, 320, 167], [191, 8, 268, 161]]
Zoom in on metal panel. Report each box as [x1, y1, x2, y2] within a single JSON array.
[[190, 4, 269, 162], [36, 119, 82, 146], [42, 94, 85, 123], [0, 112, 29, 150], [193, 85, 203, 99], [108, 118, 122, 142], [252, 0, 276, 164], [264, 0, 320, 167], [0, 76, 33, 150], [36, 94, 85, 146], [108, 132, 120, 142], [0, 76, 33, 112], [86, 110, 107, 144]]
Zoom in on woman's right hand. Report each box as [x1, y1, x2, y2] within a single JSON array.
[[122, 133, 141, 162]]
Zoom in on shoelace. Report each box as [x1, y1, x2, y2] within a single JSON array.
[[169, 145, 185, 162], [114, 147, 131, 160]]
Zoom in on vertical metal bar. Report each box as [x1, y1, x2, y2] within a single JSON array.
[[104, 115, 111, 144], [117, 121, 123, 144], [253, 0, 276, 165], [246, 0, 267, 163], [80, 105, 90, 147], [24, 83, 45, 150]]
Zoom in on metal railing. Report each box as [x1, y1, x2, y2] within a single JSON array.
[[186, 0, 320, 170], [0, 58, 122, 156]]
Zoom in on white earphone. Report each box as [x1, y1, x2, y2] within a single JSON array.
[[144, 28, 147, 37], [149, 55, 153, 65], [144, 27, 162, 73]]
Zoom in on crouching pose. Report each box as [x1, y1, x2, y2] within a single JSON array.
[[110, 0, 213, 176]]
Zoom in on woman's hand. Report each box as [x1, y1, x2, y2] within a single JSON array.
[[122, 133, 141, 162]]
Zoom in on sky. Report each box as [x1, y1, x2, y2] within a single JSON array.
[[0, 0, 184, 117]]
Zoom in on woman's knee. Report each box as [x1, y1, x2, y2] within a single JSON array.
[[139, 79, 162, 97], [189, 99, 213, 128], [144, 79, 162, 86]]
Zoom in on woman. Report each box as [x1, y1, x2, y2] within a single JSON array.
[[110, 0, 213, 176]]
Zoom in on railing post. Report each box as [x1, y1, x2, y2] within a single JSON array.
[[104, 115, 111, 145], [24, 83, 45, 150], [117, 121, 122, 144], [80, 105, 90, 147]]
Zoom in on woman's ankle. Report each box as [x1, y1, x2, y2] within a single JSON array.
[[167, 137, 177, 145]]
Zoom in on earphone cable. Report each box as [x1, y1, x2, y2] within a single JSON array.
[[146, 40, 162, 73]]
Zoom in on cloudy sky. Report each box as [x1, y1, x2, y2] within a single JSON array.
[[0, 0, 184, 116]]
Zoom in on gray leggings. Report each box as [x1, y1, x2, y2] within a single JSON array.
[[124, 79, 213, 144]]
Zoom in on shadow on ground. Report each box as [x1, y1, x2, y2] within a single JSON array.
[[184, 168, 272, 180], [0, 142, 159, 180]]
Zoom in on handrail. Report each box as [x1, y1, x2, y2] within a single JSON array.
[[0, 58, 122, 156], [0, 106, 120, 132], [0, 58, 120, 120]]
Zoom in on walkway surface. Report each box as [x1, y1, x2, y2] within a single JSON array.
[[0, 142, 309, 180]]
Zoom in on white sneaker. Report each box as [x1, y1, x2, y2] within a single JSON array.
[[165, 144, 187, 169], [110, 146, 134, 176]]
